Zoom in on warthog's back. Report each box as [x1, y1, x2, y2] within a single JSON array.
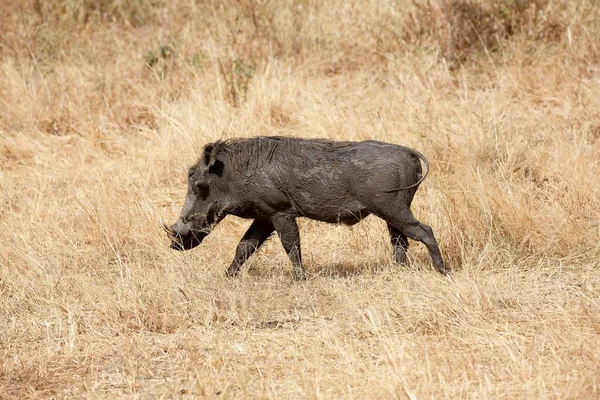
[[218, 137, 423, 223]]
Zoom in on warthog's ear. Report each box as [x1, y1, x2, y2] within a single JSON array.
[[203, 144, 224, 177], [202, 144, 217, 168], [209, 159, 224, 177]]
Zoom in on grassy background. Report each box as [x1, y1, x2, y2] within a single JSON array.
[[1, 0, 600, 397]]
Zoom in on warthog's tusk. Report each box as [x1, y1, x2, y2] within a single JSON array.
[[159, 217, 174, 236]]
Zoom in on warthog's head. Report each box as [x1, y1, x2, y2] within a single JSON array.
[[162, 143, 226, 251]]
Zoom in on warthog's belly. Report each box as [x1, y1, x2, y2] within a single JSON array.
[[302, 208, 370, 225]]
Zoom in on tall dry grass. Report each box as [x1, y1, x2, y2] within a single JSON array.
[[1, 0, 600, 398]]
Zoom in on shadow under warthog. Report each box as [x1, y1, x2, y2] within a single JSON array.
[[245, 258, 443, 279]]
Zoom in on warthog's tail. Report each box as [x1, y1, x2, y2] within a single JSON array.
[[384, 148, 430, 192]]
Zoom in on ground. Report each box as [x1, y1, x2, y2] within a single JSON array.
[[1, 1, 600, 398]]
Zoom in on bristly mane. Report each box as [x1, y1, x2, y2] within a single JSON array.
[[202, 136, 348, 171], [203, 137, 279, 171]]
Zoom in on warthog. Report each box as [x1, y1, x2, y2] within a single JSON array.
[[163, 136, 447, 280]]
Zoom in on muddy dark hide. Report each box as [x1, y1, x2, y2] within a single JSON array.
[[164, 136, 448, 280]]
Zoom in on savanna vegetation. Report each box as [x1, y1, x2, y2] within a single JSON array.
[[1, 0, 599, 397]]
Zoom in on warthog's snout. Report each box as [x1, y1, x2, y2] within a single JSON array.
[[161, 218, 205, 251]]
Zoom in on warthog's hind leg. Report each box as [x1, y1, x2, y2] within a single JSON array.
[[377, 208, 448, 275], [271, 214, 307, 281], [388, 224, 409, 265], [400, 222, 448, 275], [226, 219, 275, 278]]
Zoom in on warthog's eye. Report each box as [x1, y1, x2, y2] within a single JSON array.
[[188, 169, 195, 179]]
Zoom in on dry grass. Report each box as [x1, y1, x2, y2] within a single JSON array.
[[1, 0, 600, 398]]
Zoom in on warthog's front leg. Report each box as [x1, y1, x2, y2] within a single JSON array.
[[271, 214, 307, 281], [226, 219, 275, 278]]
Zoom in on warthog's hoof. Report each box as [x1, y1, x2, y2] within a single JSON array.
[[437, 265, 451, 276], [225, 267, 241, 278], [292, 269, 308, 281]]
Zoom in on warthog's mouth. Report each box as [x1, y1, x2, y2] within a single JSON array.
[[161, 219, 207, 251]]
